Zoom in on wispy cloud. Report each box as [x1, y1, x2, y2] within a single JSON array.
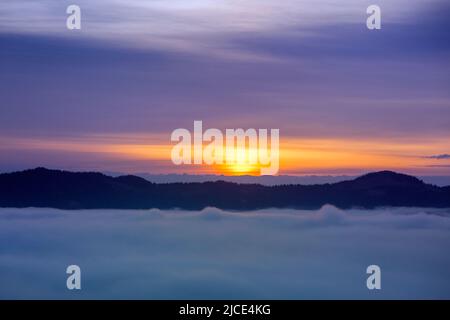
[[425, 154, 450, 160], [0, 0, 443, 58]]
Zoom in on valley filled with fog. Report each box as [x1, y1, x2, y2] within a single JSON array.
[[1, 206, 449, 299]]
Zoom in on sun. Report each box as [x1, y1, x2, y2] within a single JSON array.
[[216, 146, 261, 175], [227, 162, 260, 175]]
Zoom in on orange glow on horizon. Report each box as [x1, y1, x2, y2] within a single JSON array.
[[1, 134, 449, 176]]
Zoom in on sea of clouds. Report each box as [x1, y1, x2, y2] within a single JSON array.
[[1, 205, 450, 299]]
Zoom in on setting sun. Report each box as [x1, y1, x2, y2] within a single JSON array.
[[215, 146, 261, 175], [229, 146, 259, 174]]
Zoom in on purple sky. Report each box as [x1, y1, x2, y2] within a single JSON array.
[[0, 1, 449, 174]]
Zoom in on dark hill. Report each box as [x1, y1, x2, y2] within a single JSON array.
[[349, 170, 425, 188], [0, 168, 449, 210]]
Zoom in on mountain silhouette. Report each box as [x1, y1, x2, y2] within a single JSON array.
[[0, 168, 449, 210]]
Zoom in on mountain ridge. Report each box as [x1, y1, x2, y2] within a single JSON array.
[[0, 168, 449, 210]]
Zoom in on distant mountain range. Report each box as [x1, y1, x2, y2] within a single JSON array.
[[105, 172, 450, 187], [0, 168, 449, 210]]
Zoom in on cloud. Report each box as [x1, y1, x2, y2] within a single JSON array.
[[1, 1, 449, 141], [425, 154, 450, 159], [0, 206, 450, 299], [0, 0, 446, 58]]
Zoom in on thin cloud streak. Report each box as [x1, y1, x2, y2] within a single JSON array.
[[424, 154, 450, 160]]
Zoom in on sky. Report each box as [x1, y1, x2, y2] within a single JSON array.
[[1, 206, 450, 299], [0, 0, 449, 175]]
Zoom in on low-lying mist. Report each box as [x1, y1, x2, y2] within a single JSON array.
[[1, 206, 449, 299]]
